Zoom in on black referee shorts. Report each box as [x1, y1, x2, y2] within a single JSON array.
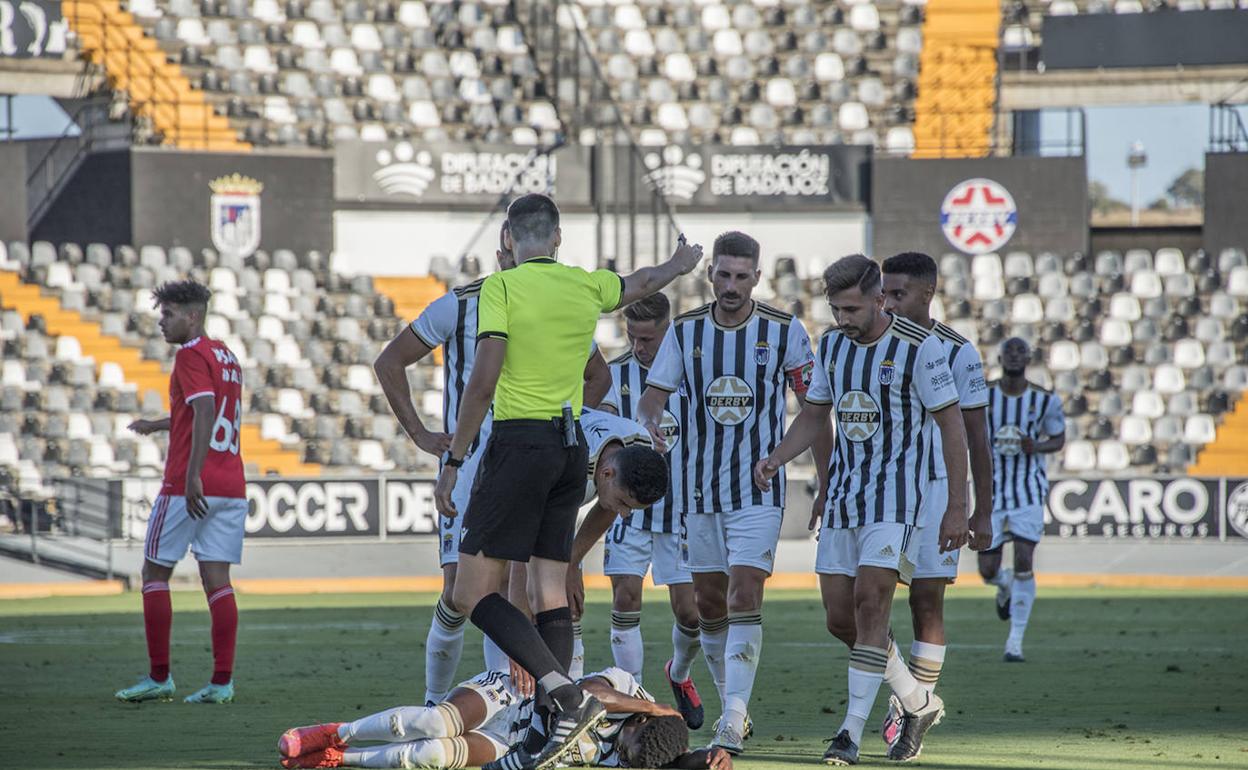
[[459, 419, 589, 563]]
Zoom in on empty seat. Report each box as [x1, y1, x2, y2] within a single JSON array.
[[1096, 441, 1130, 472], [1099, 318, 1132, 346], [1183, 415, 1216, 445], [1119, 416, 1152, 445], [1174, 339, 1205, 369], [1131, 391, 1164, 419], [1048, 341, 1079, 371], [1153, 364, 1185, 394]]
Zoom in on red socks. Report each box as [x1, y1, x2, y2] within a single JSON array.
[[141, 581, 172, 682], [206, 585, 238, 685]]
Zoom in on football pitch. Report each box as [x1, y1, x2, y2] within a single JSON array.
[[3, 586, 1244, 770]]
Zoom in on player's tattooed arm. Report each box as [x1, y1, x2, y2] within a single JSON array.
[[579, 678, 680, 718], [666, 748, 734, 770], [754, 400, 834, 491], [962, 406, 994, 550], [127, 417, 170, 434], [374, 328, 451, 457]]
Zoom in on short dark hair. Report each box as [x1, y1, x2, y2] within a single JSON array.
[[882, 252, 938, 284], [712, 231, 760, 262], [822, 254, 881, 296], [507, 193, 560, 245], [623, 293, 671, 324], [152, 280, 212, 309], [616, 445, 669, 506], [624, 716, 688, 769]]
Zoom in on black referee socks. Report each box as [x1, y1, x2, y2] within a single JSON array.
[[536, 607, 575, 673], [469, 594, 583, 711]]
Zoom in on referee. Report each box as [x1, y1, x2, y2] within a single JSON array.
[[433, 193, 702, 770]]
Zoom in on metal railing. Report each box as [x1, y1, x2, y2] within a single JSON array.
[[1209, 101, 1248, 154], [0, 478, 122, 583]]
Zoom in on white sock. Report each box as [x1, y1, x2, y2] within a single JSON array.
[[841, 645, 888, 745], [985, 567, 1012, 588], [883, 639, 927, 713], [482, 632, 510, 673], [424, 598, 466, 704], [610, 611, 644, 682], [670, 622, 701, 682], [722, 612, 762, 731], [570, 622, 585, 680], [1008, 572, 1037, 648], [340, 703, 462, 743], [909, 641, 946, 693], [699, 616, 729, 707], [343, 737, 469, 770]]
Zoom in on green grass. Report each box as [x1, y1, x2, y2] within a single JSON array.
[[3, 587, 1246, 770]]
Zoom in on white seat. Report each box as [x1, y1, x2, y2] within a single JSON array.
[[626, 29, 657, 57], [1048, 341, 1080, 371], [528, 102, 560, 131], [1131, 391, 1164, 419], [1119, 415, 1152, 445], [67, 413, 94, 441], [613, 4, 646, 29], [0, 436, 18, 466], [260, 414, 291, 443], [347, 364, 379, 394], [1154, 248, 1184, 275], [1195, 317, 1225, 343], [849, 4, 880, 31], [98, 362, 127, 389], [1210, 293, 1239, 319], [329, 48, 363, 76], [1099, 318, 1132, 346], [656, 102, 689, 132], [205, 314, 231, 340], [257, 315, 286, 342], [176, 18, 211, 46], [663, 53, 695, 82], [212, 292, 242, 319], [129, 0, 162, 18], [277, 388, 309, 417], [1183, 415, 1216, 445], [973, 275, 1005, 301], [397, 1, 430, 27], [46, 262, 74, 289], [263, 268, 292, 295], [1130, 270, 1162, 299], [1010, 294, 1043, 324], [252, 0, 285, 22], [712, 28, 743, 56], [1174, 339, 1205, 369], [358, 440, 395, 470], [291, 20, 324, 48], [367, 73, 401, 102], [55, 336, 86, 362], [274, 339, 304, 366], [1049, 0, 1078, 12], [1108, 293, 1141, 321], [729, 126, 760, 145], [1096, 441, 1131, 471], [1153, 364, 1185, 394], [1, 360, 25, 387], [1115, 0, 1144, 11], [1228, 266, 1248, 297], [89, 440, 121, 473], [1044, 297, 1075, 322], [765, 78, 797, 108], [972, 253, 1003, 278], [1080, 342, 1108, 370], [137, 439, 164, 469], [885, 127, 914, 154], [837, 102, 869, 132], [701, 4, 731, 30], [209, 267, 239, 294], [409, 101, 441, 127], [814, 53, 844, 82], [351, 23, 383, 51], [244, 45, 277, 73], [264, 293, 295, 320]]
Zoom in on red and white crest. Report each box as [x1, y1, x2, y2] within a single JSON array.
[[940, 178, 1017, 255]]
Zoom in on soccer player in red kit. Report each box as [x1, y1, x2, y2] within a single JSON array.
[[115, 280, 248, 704]]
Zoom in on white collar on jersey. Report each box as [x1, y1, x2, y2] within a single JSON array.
[[180, 336, 202, 349]]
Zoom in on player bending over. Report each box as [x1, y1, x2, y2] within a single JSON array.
[[277, 668, 734, 770], [116, 280, 247, 705]]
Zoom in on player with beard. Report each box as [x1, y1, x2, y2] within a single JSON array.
[[755, 255, 968, 765], [637, 232, 820, 754], [978, 337, 1065, 663]]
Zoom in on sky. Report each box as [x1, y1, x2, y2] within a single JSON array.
[[6, 96, 1247, 206]]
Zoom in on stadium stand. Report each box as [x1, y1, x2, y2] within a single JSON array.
[[2, 240, 1247, 502]]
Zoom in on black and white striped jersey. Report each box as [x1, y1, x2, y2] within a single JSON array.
[[806, 314, 961, 528], [986, 381, 1065, 512], [646, 302, 815, 514], [924, 321, 989, 481], [410, 279, 489, 454], [602, 352, 680, 533]]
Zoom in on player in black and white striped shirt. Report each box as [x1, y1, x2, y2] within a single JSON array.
[[598, 292, 705, 730], [876, 252, 994, 758], [374, 223, 612, 704], [755, 255, 968, 766], [638, 232, 817, 754], [978, 337, 1065, 663]]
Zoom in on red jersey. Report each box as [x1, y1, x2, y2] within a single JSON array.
[[162, 336, 246, 499]]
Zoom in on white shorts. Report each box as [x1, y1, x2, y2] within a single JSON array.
[[683, 506, 782, 575], [144, 495, 248, 567], [457, 670, 527, 753], [443, 437, 488, 567], [603, 521, 691, 586], [991, 504, 1044, 550], [815, 522, 918, 584], [914, 476, 959, 581]]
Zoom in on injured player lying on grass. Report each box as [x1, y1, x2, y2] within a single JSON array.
[[277, 667, 734, 770]]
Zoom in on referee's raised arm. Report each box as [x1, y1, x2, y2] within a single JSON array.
[[430, 193, 703, 770]]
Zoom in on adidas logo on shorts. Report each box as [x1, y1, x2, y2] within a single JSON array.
[[942, 555, 957, 566], [879, 545, 895, 557], [761, 549, 773, 562]]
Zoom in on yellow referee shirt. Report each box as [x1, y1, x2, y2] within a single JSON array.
[[478, 257, 623, 420]]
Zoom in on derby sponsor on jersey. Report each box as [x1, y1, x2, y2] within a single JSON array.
[[1046, 478, 1217, 539], [836, 390, 881, 442], [705, 375, 754, 425]]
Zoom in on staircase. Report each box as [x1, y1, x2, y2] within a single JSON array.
[[912, 0, 1000, 158], [0, 270, 319, 477], [63, 0, 247, 151], [373, 276, 448, 363], [1189, 394, 1248, 476]]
